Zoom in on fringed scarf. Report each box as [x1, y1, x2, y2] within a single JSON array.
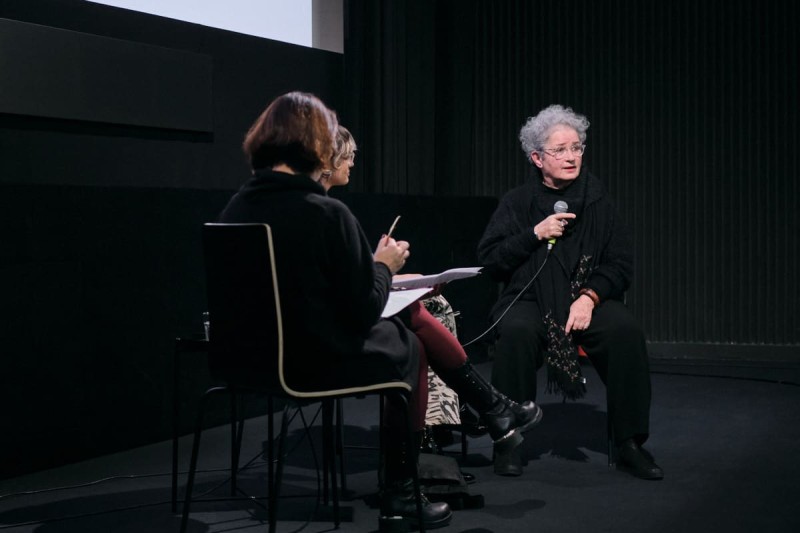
[[527, 173, 607, 400]]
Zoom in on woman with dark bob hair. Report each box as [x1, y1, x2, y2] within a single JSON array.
[[219, 92, 540, 530]]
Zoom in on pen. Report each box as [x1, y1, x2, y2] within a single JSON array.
[[386, 215, 401, 239]]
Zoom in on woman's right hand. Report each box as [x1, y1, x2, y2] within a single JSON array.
[[533, 212, 577, 241], [374, 235, 410, 274]]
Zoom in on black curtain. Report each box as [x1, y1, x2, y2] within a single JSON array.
[[344, 0, 799, 350], [343, 0, 437, 194]]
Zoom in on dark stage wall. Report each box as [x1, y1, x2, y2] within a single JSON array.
[[0, 183, 496, 480], [0, 1, 342, 191], [2, 0, 799, 478], [0, 0, 347, 478], [344, 0, 800, 357], [0, 1, 499, 478]]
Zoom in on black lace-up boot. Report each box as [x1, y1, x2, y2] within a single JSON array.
[[437, 362, 543, 443], [379, 429, 452, 531]]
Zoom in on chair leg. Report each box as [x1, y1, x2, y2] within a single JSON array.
[[336, 398, 348, 494], [607, 416, 616, 467], [180, 386, 227, 533], [171, 342, 181, 513], [378, 395, 385, 488], [322, 401, 332, 505], [235, 398, 246, 466], [322, 400, 340, 526], [230, 391, 238, 496], [270, 404, 292, 533], [231, 393, 247, 496], [267, 397, 275, 526]]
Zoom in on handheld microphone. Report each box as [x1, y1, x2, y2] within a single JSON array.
[[547, 200, 570, 250]]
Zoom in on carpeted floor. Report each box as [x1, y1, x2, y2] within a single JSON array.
[[1, 360, 799, 533]]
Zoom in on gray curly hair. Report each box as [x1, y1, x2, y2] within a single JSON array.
[[519, 104, 590, 157]]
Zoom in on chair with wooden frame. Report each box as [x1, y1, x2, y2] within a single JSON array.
[[178, 223, 425, 533]]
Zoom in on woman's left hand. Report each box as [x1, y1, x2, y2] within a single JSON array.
[[565, 295, 594, 334]]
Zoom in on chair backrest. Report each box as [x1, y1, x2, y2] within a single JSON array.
[[202, 222, 411, 399], [203, 223, 283, 390]]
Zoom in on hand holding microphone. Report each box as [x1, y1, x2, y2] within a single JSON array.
[[533, 200, 576, 249]]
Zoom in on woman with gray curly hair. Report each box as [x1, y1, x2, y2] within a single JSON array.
[[477, 104, 663, 480], [518, 104, 590, 155]]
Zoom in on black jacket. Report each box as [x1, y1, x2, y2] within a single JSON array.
[[218, 169, 418, 390], [477, 172, 633, 322]]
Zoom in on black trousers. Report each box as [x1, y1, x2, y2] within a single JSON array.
[[490, 299, 651, 445]]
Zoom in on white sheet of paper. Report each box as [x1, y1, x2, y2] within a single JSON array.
[[381, 287, 433, 318], [390, 267, 482, 290]]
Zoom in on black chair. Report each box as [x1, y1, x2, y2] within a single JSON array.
[[179, 222, 424, 533]]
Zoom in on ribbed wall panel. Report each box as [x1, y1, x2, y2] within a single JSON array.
[[463, 0, 799, 346]]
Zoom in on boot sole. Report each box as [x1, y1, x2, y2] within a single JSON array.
[[493, 428, 524, 449], [616, 463, 664, 480], [493, 431, 524, 476], [379, 510, 454, 532]]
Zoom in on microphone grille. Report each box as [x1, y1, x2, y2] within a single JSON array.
[[554, 200, 569, 214]]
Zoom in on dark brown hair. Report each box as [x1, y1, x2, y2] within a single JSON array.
[[243, 92, 338, 173]]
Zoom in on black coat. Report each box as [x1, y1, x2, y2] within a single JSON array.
[[218, 169, 418, 391], [477, 171, 633, 322]]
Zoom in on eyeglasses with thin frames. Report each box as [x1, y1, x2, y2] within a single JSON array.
[[540, 144, 585, 160]]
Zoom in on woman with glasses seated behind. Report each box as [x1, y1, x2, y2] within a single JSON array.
[[218, 94, 541, 531], [319, 121, 543, 436], [477, 104, 663, 480]]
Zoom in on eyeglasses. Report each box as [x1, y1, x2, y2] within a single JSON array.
[[540, 144, 585, 159]]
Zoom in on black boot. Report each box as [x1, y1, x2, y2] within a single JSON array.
[[380, 478, 453, 531], [617, 438, 664, 480], [438, 362, 543, 443], [458, 403, 489, 438], [379, 430, 452, 531], [493, 438, 524, 477]]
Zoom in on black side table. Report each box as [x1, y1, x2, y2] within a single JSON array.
[[171, 336, 209, 512]]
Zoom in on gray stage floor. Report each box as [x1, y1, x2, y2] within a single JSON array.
[[1, 361, 799, 533]]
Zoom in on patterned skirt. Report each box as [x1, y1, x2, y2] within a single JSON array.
[[422, 295, 461, 426]]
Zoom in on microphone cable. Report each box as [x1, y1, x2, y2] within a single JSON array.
[[463, 200, 567, 348], [461, 247, 552, 348]]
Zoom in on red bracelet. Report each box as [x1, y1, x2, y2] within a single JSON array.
[[579, 288, 600, 306]]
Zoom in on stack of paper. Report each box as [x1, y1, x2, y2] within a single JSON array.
[[381, 267, 482, 317]]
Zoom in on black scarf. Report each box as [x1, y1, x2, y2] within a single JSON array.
[[525, 174, 607, 399]]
